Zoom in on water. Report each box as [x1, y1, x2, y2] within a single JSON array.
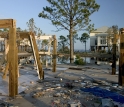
[[40, 55, 119, 65], [19, 55, 119, 69]]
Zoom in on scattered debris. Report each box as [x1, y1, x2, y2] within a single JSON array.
[[32, 91, 44, 98], [102, 99, 114, 107], [64, 82, 74, 89], [0, 64, 123, 107], [69, 67, 82, 70], [30, 81, 34, 84]]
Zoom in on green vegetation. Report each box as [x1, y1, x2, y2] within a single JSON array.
[[38, 0, 100, 63], [74, 55, 85, 65], [106, 25, 118, 53], [79, 33, 89, 52], [41, 39, 49, 51], [99, 50, 106, 53], [58, 35, 69, 52]]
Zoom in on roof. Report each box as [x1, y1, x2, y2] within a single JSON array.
[[91, 26, 109, 33]]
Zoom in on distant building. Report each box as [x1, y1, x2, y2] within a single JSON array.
[[0, 33, 54, 54], [90, 26, 119, 52]]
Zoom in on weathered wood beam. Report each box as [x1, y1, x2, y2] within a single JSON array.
[[15, 45, 18, 95], [119, 28, 124, 86], [19, 32, 30, 39], [8, 27, 18, 97], [2, 39, 9, 79], [0, 19, 18, 97], [0, 19, 16, 28], [0, 32, 30, 39], [2, 62, 9, 79], [112, 34, 117, 75], [29, 32, 44, 79]]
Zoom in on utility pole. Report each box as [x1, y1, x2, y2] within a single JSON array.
[[119, 28, 124, 86]]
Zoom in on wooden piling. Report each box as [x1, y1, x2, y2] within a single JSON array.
[[119, 28, 124, 86], [112, 34, 117, 75], [29, 32, 44, 79], [9, 27, 18, 97], [0, 19, 18, 97]]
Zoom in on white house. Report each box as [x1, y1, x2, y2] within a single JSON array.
[[90, 26, 119, 52]]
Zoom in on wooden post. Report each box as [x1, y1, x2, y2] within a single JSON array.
[[0, 19, 18, 97], [29, 32, 44, 79], [50, 55, 52, 65], [15, 45, 18, 95], [4, 38, 8, 60], [112, 34, 117, 75], [119, 28, 124, 86], [2, 62, 9, 79], [52, 35, 57, 72], [9, 27, 18, 97]]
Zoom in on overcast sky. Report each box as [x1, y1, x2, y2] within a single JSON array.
[[0, 0, 124, 50]]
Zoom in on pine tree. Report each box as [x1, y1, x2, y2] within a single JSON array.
[[38, 0, 100, 63]]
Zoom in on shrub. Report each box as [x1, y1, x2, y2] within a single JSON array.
[[99, 50, 106, 53], [74, 55, 85, 65]]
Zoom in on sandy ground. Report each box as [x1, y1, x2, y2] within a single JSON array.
[[0, 63, 123, 107]]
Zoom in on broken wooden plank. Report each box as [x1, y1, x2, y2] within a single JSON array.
[[19, 32, 30, 39], [29, 32, 44, 79], [2, 62, 9, 79], [8, 27, 18, 97]]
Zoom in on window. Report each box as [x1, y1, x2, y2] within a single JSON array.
[[101, 40, 102, 44], [103, 40, 106, 44]]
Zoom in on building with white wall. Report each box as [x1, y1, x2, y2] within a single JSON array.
[[90, 26, 119, 52]]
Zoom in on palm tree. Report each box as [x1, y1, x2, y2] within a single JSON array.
[[80, 33, 89, 52], [58, 35, 68, 52]]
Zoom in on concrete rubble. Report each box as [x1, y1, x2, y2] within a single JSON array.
[[0, 64, 123, 107]]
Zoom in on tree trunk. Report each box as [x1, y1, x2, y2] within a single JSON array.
[[69, 14, 74, 63], [84, 42, 86, 63], [70, 29, 74, 63], [62, 43, 64, 52]]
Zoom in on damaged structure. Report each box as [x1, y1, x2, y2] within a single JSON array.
[[0, 19, 57, 98]]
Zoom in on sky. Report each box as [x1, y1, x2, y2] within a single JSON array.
[[0, 0, 124, 50]]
